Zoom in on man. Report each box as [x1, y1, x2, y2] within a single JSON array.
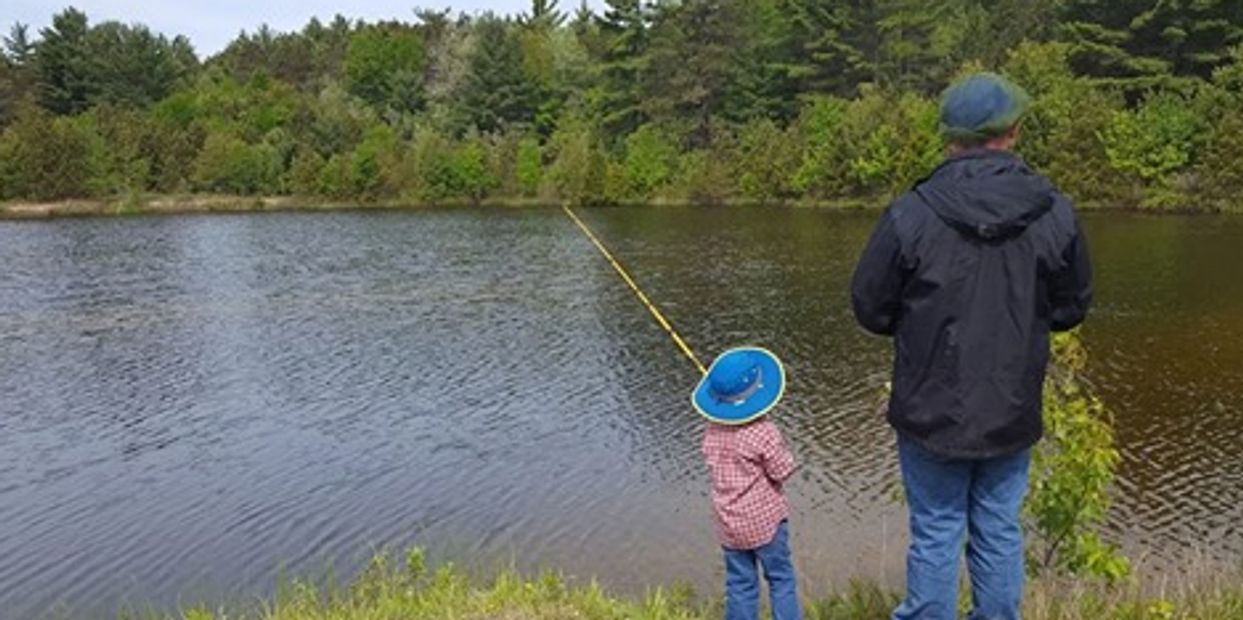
[[851, 73, 1093, 620]]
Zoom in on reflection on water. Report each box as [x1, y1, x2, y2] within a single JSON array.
[[0, 208, 1240, 617]]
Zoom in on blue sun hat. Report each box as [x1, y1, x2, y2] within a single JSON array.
[[692, 347, 786, 425]]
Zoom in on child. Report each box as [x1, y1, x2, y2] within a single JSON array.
[[694, 347, 801, 620]]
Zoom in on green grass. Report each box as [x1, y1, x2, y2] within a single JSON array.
[[146, 549, 1243, 620]]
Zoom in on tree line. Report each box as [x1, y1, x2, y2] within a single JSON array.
[[1, 1, 1241, 210]]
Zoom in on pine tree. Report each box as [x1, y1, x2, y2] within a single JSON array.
[[724, 0, 801, 124], [875, 0, 971, 93], [781, 0, 876, 98], [5, 24, 34, 64], [35, 8, 94, 114], [597, 0, 649, 139], [521, 0, 567, 30], [458, 15, 535, 133], [641, 0, 743, 146], [1057, 0, 1243, 85]]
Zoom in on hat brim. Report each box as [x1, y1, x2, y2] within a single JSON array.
[[692, 347, 785, 425]]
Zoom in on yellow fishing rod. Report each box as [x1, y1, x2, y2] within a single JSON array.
[[562, 205, 708, 376]]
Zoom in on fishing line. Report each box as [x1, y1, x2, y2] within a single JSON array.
[[562, 206, 707, 376]]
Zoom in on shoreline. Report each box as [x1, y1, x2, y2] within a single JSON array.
[[2, 194, 1238, 221], [0, 195, 881, 220]]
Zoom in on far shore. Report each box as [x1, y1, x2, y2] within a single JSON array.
[[0, 194, 1235, 221], [0, 194, 879, 220]]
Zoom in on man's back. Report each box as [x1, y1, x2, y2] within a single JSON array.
[[851, 149, 1092, 459]]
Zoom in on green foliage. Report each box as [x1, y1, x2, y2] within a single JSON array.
[[545, 116, 607, 204], [191, 132, 280, 195], [515, 136, 544, 197], [0, 103, 98, 200], [1026, 331, 1131, 583], [734, 119, 798, 202], [344, 25, 425, 113], [666, 148, 735, 205], [1101, 93, 1205, 208], [459, 16, 536, 134], [789, 97, 849, 198], [3, 4, 1241, 208], [157, 547, 1243, 620], [609, 123, 678, 202], [408, 130, 499, 203], [1007, 42, 1123, 205], [1194, 108, 1243, 211]]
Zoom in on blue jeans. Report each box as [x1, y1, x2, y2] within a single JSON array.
[[893, 436, 1031, 620], [724, 520, 801, 620]]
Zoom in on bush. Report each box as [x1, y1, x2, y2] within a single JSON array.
[[1026, 331, 1130, 583], [407, 130, 498, 202], [666, 148, 736, 205], [1193, 104, 1243, 211], [192, 131, 280, 194], [515, 136, 543, 198], [286, 147, 326, 196], [734, 118, 798, 202], [1101, 92, 1206, 208], [610, 123, 679, 202], [0, 104, 98, 200], [790, 97, 849, 199], [544, 117, 607, 204]]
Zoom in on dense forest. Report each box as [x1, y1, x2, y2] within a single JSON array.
[[1, 1, 1241, 210]]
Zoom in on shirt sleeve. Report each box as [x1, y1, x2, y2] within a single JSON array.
[[759, 424, 797, 483], [851, 206, 908, 336]]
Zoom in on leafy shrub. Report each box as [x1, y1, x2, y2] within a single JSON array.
[[1026, 331, 1130, 583], [544, 117, 607, 204], [614, 123, 679, 202], [192, 131, 280, 194], [1101, 92, 1205, 208], [734, 118, 798, 202], [790, 97, 849, 199], [515, 136, 544, 198], [0, 103, 98, 200]]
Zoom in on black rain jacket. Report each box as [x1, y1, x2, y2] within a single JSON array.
[[851, 149, 1092, 459]]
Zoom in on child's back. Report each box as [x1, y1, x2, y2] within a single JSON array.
[[703, 419, 796, 551]]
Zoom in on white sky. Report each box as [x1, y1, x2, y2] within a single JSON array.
[[6, 1, 608, 57]]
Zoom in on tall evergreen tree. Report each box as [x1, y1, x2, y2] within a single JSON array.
[[1, 24, 37, 126], [1056, 0, 1243, 85], [5, 24, 34, 64], [85, 22, 196, 108], [344, 24, 426, 114], [522, 0, 567, 30], [781, 0, 876, 97], [35, 8, 94, 114], [597, 0, 649, 138], [458, 15, 535, 133], [875, 0, 970, 93], [642, 0, 743, 146]]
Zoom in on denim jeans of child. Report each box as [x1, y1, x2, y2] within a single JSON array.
[[723, 520, 801, 620], [893, 436, 1031, 620]]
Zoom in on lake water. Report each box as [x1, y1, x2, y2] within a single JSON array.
[[1, 208, 1241, 617]]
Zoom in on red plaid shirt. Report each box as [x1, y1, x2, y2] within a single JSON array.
[[702, 418, 797, 550]]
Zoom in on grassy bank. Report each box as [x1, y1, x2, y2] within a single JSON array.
[[153, 550, 1243, 620]]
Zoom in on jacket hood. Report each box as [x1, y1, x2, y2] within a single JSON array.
[[915, 150, 1055, 240]]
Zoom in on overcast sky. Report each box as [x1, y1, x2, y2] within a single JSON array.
[[7, 1, 608, 57]]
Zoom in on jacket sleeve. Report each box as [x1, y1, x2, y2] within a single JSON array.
[[1048, 215, 1093, 332], [851, 208, 908, 336]]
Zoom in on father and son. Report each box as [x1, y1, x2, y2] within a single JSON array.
[[694, 72, 1093, 620]]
